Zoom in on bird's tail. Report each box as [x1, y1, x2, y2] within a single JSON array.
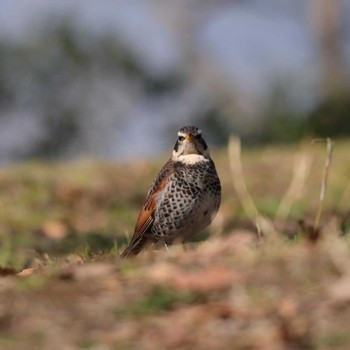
[[120, 236, 150, 258]]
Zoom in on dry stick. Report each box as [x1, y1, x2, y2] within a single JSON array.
[[312, 138, 334, 232], [275, 152, 313, 223], [228, 137, 257, 220], [228, 136, 276, 239]]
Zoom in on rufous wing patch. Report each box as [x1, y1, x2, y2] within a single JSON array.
[[121, 160, 174, 257]]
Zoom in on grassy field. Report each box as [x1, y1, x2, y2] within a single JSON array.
[[0, 140, 349, 349]]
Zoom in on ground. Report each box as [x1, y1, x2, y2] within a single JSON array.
[[0, 140, 349, 349]]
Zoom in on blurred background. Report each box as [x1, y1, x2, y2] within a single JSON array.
[[0, 0, 349, 162], [1, 3, 350, 347]]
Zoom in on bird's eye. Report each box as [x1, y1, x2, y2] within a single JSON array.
[[178, 136, 185, 141], [194, 134, 201, 139]]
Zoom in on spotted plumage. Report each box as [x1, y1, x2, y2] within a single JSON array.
[[121, 125, 221, 257]]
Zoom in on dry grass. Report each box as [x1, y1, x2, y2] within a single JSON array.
[[0, 140, 349, 349]]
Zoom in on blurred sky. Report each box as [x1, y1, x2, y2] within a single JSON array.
[[0, 0, 319, 95], [0, 0, 349, 161]]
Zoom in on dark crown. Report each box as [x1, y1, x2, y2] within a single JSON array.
[[178, 126, 201, 136]]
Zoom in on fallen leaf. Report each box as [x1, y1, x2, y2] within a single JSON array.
[[328, 275, 350, 305], [41, 221, 67, 239], [17, 268, 36, 277], [277, 298, 297, 318], [171, 266, 235, 292]]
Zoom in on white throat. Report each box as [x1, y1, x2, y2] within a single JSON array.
[[175, 153, 209, 165]]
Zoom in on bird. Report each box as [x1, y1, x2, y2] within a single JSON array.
[[120, 125, 221, 257]]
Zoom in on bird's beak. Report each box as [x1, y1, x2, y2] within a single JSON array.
[[185, 134, 193, 141]]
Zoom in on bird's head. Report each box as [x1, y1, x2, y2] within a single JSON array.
[[172, 126, 210, 163]]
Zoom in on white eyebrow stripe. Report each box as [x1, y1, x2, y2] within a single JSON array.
[[177, 129, 201, 137]]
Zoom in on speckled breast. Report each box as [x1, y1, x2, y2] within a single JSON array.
[[152, 159, 221, 243]]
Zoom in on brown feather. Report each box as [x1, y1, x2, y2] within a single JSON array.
[[120, 160, 174, 257]]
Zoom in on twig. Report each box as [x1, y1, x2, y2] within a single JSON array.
[[312, 138, 334, 232], [228, 136, 258, 219], [228, 136, 276, 239], [275, 151, 313, 223]]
